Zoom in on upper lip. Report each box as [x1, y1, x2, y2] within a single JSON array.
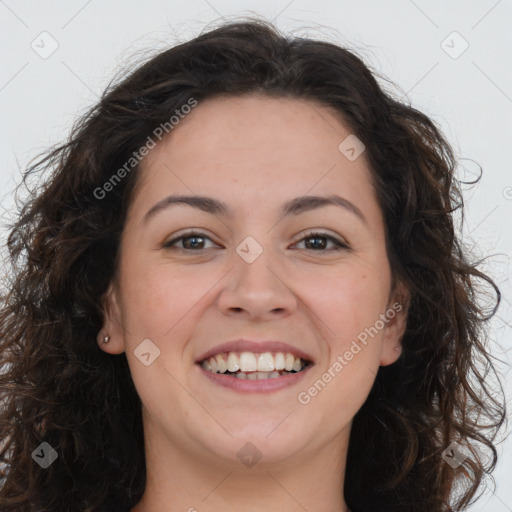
[[195, 339, 315, 363]]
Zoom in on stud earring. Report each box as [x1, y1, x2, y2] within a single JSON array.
[[103, 335, 110, 344], [394, 346, 400, 351]]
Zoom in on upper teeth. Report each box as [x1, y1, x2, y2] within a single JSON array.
[[201, 351, 306, 373]]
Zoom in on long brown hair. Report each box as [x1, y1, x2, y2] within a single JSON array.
[[0, 18, 506, 512]]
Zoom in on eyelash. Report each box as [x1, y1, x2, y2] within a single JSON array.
[[162, 230, 350, 253]]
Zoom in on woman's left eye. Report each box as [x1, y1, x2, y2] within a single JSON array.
[[292, 232, 349, 252], [162, 231, 349, 252]]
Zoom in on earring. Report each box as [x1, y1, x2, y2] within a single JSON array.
[[394, 346, 400, 351], [103, 335, 110, 344]]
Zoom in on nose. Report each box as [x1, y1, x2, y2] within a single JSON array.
[[216, 244, 298, 321]]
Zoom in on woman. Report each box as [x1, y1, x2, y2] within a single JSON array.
[[0, 18, 506, 512]]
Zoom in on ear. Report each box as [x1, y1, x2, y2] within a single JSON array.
[[379, 281, 410, 366], [97, 282, 126, 355]]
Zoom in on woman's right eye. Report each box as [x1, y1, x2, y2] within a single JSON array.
[[162, 232, 219, 251]]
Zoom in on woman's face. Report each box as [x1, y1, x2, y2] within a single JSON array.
[[101, 95, 408, 471]]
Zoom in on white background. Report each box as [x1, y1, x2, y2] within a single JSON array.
[[0, 1, 511, 510]]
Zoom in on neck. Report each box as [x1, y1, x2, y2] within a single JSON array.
[[130, 411, 351, 512]]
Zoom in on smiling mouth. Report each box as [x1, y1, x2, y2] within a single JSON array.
[[199, 351, 312, 380]]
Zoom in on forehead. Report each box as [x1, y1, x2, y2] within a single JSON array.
[[129, 94, 381, 229], [152, 94, 355, 162], [140, 95, 370, 179]]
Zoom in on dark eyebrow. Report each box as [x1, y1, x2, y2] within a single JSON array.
[[282, 195, 367, 225], [143, 194, 367, 225]]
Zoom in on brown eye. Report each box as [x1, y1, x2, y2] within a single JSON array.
[[163, 231, 218, 251], [293, 232, 349, 252]]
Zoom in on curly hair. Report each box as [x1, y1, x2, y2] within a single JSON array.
[[0, 18, 506, 512]]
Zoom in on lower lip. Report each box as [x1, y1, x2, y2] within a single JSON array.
[[196, 364, 313, 393]]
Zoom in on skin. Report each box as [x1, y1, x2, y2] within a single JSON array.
[[99, 95, 409, 512]]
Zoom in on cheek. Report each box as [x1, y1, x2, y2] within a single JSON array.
[[119, 258, 213, 341], [118, 263, 210, 398], [299, 267, 387, 421], [302, 263, 390, 344]]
